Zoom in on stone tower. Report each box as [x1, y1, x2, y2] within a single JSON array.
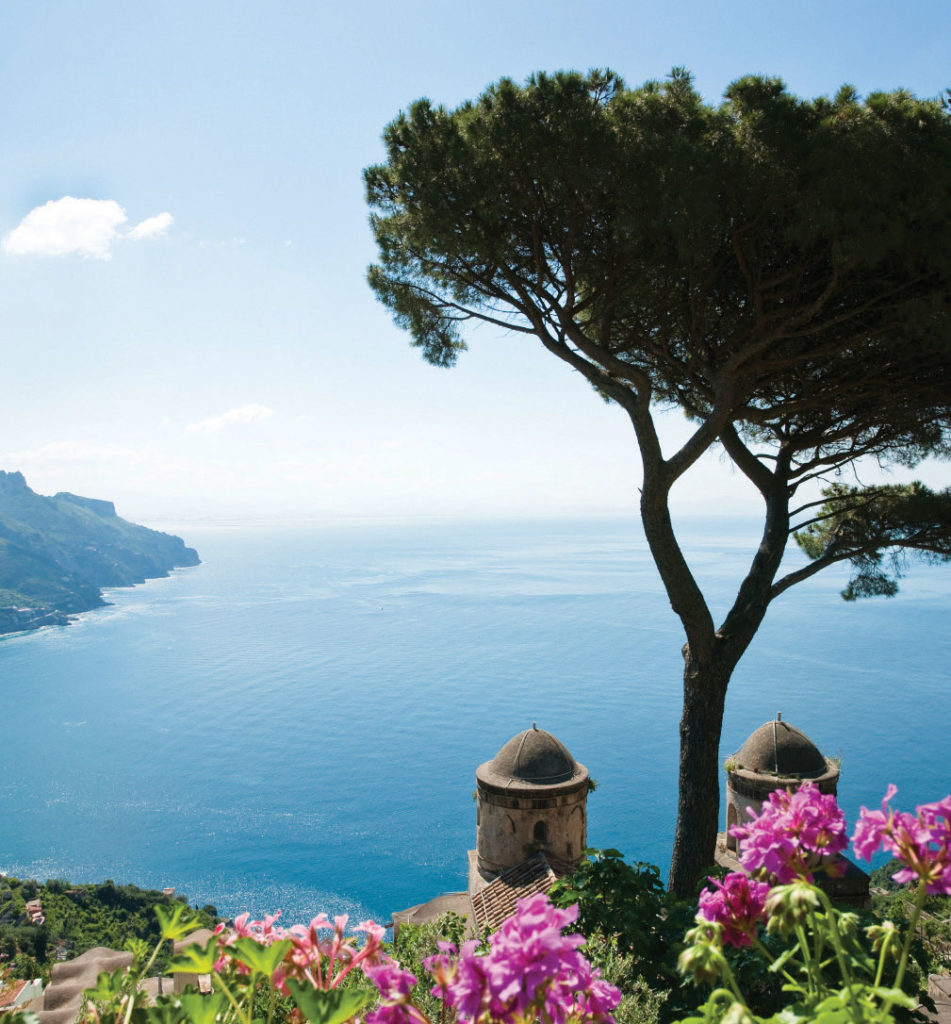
[[725, 713, 840, 853], [474, 724, 589, 884]]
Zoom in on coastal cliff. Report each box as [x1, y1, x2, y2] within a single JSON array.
[[0, 471, 200, 637]]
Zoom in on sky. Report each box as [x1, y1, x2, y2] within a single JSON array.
[[0, 0, 948, 525]]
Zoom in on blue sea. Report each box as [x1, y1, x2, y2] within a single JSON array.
[[0, 516, 948, 925]]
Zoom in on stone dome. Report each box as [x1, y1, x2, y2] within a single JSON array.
[[734, 717, 828, 778], [477, 725, 586, 788]]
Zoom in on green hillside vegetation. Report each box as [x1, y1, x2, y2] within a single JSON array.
[[870, 860, 951, 976], [0, 876, 220, 980], [1, 855, 948, 1024], [0, 471, 199, 635]]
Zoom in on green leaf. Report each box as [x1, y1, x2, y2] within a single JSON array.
[[806, 1013, 851, 1024], [230, 937, 292, 977], [779, 984, 808, 997], [84, 969, 132, 1004], [805, 991, 878, 1024], [175, 990, 229, 1024], [869, 987, 916, 1010], [764, 1009, 807, 1024], [168, 935, 220, 974], [285, 981, 372, 1024], [130, 1000, 187, 1024], [156, 903, 201, 942]]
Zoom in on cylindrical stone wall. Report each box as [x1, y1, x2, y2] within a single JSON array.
[[725, 762, 839, 851], [476, 775, 588, 876]]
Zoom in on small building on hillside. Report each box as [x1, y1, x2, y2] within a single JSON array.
[[25, 897, 45, 926], [0, 980, 29, 1014]]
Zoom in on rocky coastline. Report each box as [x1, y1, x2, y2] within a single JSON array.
[[0, 606, 71, 635], [0, 471, 199, 638]]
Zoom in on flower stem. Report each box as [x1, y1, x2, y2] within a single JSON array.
[[873, 927, 900, 989], [813, 889, 863, 1024], [140, 937, 164, 981], [751, 937, 799, 987], [717, 957, 750, 1008], [217, 975, 251, 1024], [891, 880, 928, 999], [794, 922, 821, 997]]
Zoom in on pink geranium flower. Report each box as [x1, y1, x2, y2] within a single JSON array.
[[425, 894, 620, 1024], [852, 784, 898, 861], [214, 911, 288, 974], [213, 909, 385, 994], [731, 781, 847, 882], [697, 872, 770, 948], [365, 960, 428, 1024], [852, 786, 951, 895]]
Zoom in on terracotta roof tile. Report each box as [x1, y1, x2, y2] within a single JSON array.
[[0, 979, 29, 1009], [470, 853, 573, 933]]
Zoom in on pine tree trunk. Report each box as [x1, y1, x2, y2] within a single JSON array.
[[667, 645, 729, 897]]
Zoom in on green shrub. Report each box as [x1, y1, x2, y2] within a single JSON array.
[[392, 911, 468, 1019], [549, 848, 693, 1001]]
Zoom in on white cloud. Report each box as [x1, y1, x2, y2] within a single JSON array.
[[3, 197, 174, 259], [128, 211, 174, 239], [185, 404, 275, 434], [4, 198, 127, 259]]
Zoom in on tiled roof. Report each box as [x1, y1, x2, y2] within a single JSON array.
[[470, 852, 574, 933], [0, 979, 28, 1010]]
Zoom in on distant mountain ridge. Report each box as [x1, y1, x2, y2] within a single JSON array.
[[0, 471, 200, 636]]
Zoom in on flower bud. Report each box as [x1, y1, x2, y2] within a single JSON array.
[[722, 1001, 756, 1024], [837, 911, 859, 938], [764, 882, 820, 936], [866, 920, 901, 957], [684, 920, 721, 946], [678, 939, 728, 986]]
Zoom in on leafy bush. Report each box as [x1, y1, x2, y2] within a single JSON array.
[[583, 932, 668, 1024], [549, 848, 694, 1013], [872, 858, 951, 976], [391, 910, 468, 1020]]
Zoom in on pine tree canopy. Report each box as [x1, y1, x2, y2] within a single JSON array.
[[365, 69, 951, 893]]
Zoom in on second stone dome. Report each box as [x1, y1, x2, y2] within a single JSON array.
[[735, 717, 828, 777]]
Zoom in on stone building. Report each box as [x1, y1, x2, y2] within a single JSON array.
[[471, 724, 589, 888], [717, 713, 868, 906], [393, 724, 590, 935], [723, 712, 840, 854]]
